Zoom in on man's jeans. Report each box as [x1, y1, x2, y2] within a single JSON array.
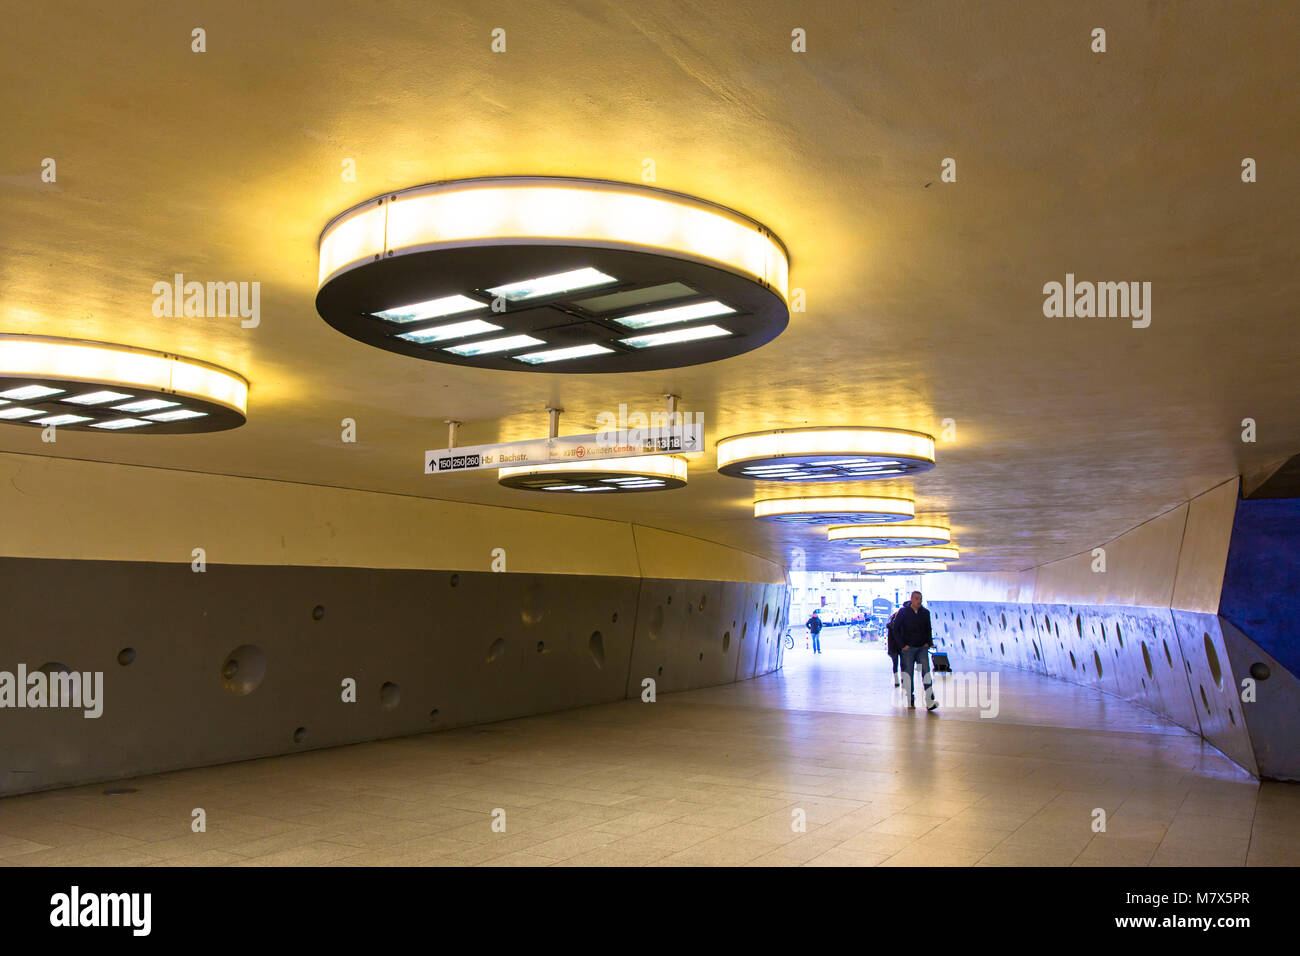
[[900, 645, 937, 707]]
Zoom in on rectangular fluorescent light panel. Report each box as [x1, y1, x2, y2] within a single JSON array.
[[145, 409, 208, 422], [91, 418, 152, 430], [513, 344, 613, 365], [574, 282, 697, 314], [614, 300, 736, 330], [65, 390, 134, 405], [372, 294, 485, 324], [34, 414, 93, 426], [1, 385, 65, 400], [619, 325, 732, 349], [487, 267, 616, 302], [397, 319, 502, 344], [444, 334, 544, 357], [0, 407, 42, 419], [114, 399, 179, 412]]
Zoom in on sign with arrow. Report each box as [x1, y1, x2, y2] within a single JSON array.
[[424, 423, 704, 474]]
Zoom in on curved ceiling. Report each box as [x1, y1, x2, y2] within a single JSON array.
[[2, 1, 1297, 573]]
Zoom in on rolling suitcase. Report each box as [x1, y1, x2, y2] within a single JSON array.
[[931, 649, 952, 673]]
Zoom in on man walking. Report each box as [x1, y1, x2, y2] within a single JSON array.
[[896, 591, 938, 711], [806, 609, 824, 654]]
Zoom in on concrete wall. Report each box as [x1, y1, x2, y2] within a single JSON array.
[[0, 453, 789, 796], [925, 478, 1299, 781]]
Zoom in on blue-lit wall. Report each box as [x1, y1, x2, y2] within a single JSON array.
[[1219, 496, 1300, 678]]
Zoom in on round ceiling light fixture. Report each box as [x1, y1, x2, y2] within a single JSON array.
[[859, 546, 960, 564], [315, 177, 790, 373], [499, 455, 688, 493], [0, 334, 247, 433], [828, 524, 952, 547], [717, 427, 935, 481], [862, 562, 948, 574], [753, 495, 914, 524]]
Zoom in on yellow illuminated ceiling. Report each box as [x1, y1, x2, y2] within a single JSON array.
[[1, 1, 1297, 573]]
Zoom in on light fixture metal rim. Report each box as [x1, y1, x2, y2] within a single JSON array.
[[716, 424, 935, 445], [0, 333, 250, 387], [318, 175, 790, 262]]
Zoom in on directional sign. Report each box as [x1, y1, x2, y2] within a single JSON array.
[[425, 423, 704, 474]]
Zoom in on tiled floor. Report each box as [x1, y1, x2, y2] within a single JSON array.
[[2, 627, 1298, 866]]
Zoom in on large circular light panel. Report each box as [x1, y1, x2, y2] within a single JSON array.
[[499, 455, 687, 493], [828, 524, 952, 547], [316, 177, 790, 373], [862, 562, 947, 574], [859, 547, 959, 563], [0, 335, 247, 434], [753, 496, 914, 524], [717, 427, 935, 481]]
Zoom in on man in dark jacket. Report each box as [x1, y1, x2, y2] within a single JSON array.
[[806, 610, 824, 654], [896, 591, 938, 711]]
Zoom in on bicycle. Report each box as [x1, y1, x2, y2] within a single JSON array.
[[783, 627, 795, 650]]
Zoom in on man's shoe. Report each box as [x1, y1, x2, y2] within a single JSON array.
[[908, 701, 915, 709], [927, 702, 939, 712], [893, 679, 899, 687]]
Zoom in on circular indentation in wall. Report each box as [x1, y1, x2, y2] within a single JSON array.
[[1069, 651, 1077, 670], [220, 644, 266, 696], [976, 621, 981, 634], [961, 639, 967, 651], [1163, 639, 1173, 667], [536, 641, 546, 654], [763, 604, 770, 627], [1141, 677, 1146, 690], [589, 631, 605, 669], [1101, 623, 1108, 643], [312, 604, 325, 621], [1204, 633, 1223, 688], [1116, 624, 1124, 648], [1001, 612, 1006, 629], [1093, 650, 1103, 678], [1019, 616, 1025, 631], [742, 621, 748, 641], [1043, 614, 1049, 630], [611, 612, 618, 624], [1250, 662, 1271, 681], [722, 631, 731, 654], [1032, 640, 1040, 660], [116, 647, 136, 666], [38, 662, 70, 675], [430, 708, 440, 722], [1199, 684, 1210, 713], [999, 642, 1005, 655], [450, 573, 460, 587], [1054, 622, 1060, 639], [1141, 642, 1153, 678], [379, 681, 401, 710], [1186, 659, 1192, 675], [1228, 706, 1236, 725], [667, 595, 673, 605], [649, 604, 665, 640], [699, 594, 707, 612], [486, 638, 505, 663], [292, 727, 307, 743], [657, 666, 663, 676]]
